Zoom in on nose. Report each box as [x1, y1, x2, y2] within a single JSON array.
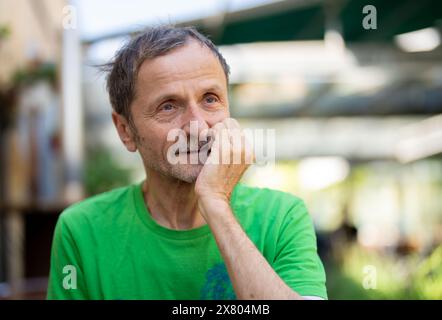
[[182, 102, 209, 138]]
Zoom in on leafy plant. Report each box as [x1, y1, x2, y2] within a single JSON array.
[[12, 63, 56, 87], [0, 24, 10, 40], [84, 145, 132, 196], [326, 244, 442, 299]]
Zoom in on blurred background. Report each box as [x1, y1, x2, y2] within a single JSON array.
[[0, 0, 441, 299]]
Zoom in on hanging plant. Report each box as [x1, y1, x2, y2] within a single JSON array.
[[12, 62, 57, 88], [0, 24, 10, 41], [0, 62, 57, 130]]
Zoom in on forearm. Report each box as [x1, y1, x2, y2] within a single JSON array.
[[201, 199, 303, 300]]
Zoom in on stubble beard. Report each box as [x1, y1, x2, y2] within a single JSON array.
[[138, 141, 205, 184], [133, 126, 209, 184]]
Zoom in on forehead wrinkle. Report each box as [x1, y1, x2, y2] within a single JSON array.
[[138, 41, 224, 83], [134, 41, 226, 106], [137, 67, 225, 105], [143, 56, 223, 85]]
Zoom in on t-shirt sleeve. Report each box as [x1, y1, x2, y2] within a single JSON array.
[[47, 212, 88, 299], [272, 199, 328, 299]]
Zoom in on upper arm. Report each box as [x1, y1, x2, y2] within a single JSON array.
[[272, 200, 328, 299], [47, 213, 88, 300]]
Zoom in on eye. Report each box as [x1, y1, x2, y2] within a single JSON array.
[[204, 94, 219, 104], [160, 103, 176, 112]]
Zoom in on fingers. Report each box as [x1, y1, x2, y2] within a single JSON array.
[[222, 118, 240, 130], [207, 118, 254, 165]]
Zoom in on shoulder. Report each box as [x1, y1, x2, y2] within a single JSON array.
[[58, 184, 136, 229], [231, 183, 309, 226], [232, 183, 305, 212]]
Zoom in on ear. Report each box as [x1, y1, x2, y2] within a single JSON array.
[[112, 111, 138, 152]]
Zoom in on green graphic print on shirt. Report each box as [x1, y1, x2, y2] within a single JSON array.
[[47, 182, 327, 300]]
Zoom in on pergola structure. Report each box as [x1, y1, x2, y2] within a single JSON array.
[[84, 0, 442, 45]]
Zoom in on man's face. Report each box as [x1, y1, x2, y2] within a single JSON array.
[[125, 40, 229, 183]]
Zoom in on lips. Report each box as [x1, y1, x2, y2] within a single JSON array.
[[174, 137, 213, 156], [175, 145, 212, 156], [175, 147, 201, 156]]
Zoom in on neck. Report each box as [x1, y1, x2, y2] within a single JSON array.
[[142, 170, 206, 230]]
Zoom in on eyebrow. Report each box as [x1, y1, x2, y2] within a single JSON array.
[[151, 93, 179, 107], [150, 84, 224, 108], [202, 84, 224, 94]]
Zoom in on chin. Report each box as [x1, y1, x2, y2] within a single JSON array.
[[170, 164, 203, 184]]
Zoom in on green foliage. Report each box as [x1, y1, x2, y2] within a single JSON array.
[[412, 246, 442, 299], [326, 244, 442, 300], [84, 145, 132, 196], [0, 24, 10, 40], [12, 63, 57, 87]]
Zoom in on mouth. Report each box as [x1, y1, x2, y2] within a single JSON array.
[[175, 148, 200, 156], [175, 138, 213, 156]]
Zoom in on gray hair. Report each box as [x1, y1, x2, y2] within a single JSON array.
[[102, 25, 230, 121]]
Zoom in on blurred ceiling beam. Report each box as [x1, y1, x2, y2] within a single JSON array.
[[82, 0, 442, 46], [239, 116, 439, 161], [395, 114, 442, 163]]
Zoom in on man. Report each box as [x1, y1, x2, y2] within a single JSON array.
[[47, 25, 327, 300]]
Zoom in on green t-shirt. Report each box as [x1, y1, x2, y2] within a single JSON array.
[[47, 182, 327, 300]]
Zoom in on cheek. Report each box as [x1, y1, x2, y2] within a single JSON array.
[[221, 100, 231, 118], [136, 126, 166, 151], [153, 128, 177, 154], [208, 110, 229, 126]]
